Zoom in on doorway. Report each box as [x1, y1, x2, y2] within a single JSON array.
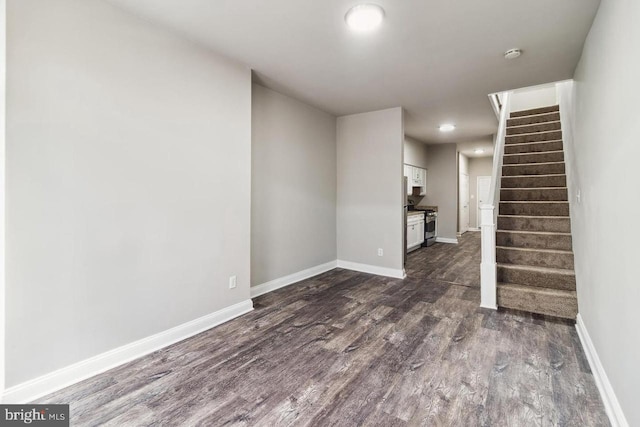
[[459, 173, 470, 233], [477, 176, 491, 228]]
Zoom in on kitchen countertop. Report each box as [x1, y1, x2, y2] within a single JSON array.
[[415, 205, 438, 212], [407, 210, 425, 217]]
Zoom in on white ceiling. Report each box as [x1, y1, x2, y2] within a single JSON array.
[[457, 140, 495, 159], [107, 0, 600, 144]]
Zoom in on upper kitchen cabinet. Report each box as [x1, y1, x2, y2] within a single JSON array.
[[404, 164, 427, 196]]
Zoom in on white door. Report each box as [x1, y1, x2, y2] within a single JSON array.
[[477, 176, 491, 228], [459, 173, 470, 233]]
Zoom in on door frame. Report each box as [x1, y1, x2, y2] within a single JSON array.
[[458, 172, 470, 234]]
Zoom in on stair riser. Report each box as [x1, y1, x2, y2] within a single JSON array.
[[497, 286, 577, 319], [499, 202, 570, 216], [506, 131, 562, 144], [502, 163, 565, 176], [510, 106, 559, 118], [498, 216, 571, 233], [501, 175, 566, 188], [497, 248, 574, 269], [507, 112, 560, 127], [507, 121, 561, 135], [498, 266, 576, 291], [497, 232, 573, 251], [504, 141, 564, 154], [500, 188, 568, 201], [503, 151, 564, 164]]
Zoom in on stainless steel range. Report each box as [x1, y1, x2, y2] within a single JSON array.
[[422, 209, 437, 247]]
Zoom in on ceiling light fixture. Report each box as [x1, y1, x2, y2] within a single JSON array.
[[439, 123, 456, 132], [345, 4, 385, 32], [504, 48, 522, 59], [474, 148, 485, 154]]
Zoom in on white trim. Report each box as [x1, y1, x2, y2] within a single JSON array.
[[467, 227, 480, 232], [250, 260, 337, 298], [336, 260, 404, 279], [2, 299, 254, 404], [435, 237, 458, 244], [575, 314, 629, 427]]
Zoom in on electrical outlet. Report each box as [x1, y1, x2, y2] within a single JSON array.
[[229, 275, 237, 289], [377, 248, 383, 257]]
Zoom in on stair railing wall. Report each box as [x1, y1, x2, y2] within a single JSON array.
[[480, 91, 512, 309]]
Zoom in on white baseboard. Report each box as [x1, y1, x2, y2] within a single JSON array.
[[337, 260, 404, 279], [575, 314, 629, 427], [2, 299, 254, 404], [250, 260, 337, 298], [467, 227, 480, 232], [436, 237, 458, 244]]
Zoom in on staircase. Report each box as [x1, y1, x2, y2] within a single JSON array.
[[496, 105, 578, 319]]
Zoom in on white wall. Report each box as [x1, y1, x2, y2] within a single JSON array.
[[469, 157, 493, 228], [404, 136, 428, 169], [251, 84, 336, 286], [422, 144, 458, 240], [571, 0, 640, 424], [6, 0, 251, 387], [510, 85, 557, 112], [337, 108, 404, 276]]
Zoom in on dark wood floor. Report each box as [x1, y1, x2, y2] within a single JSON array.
[[38, 234, 609, 426], [406, 231, 481, 288]]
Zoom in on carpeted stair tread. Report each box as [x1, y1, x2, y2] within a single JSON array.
[[502, 162, 566, 176], [504, 140, 564, 154], [506, 130, 563, 144], [500, 187, 568, 201], [496, 229, 571, 236], [498, 264, 576, 291], [506, 121, 561, 135], [497, 283, 577, 319], [503, 150, 564, 164], [497, 215, 572, 233], [501, 174, 567, 188], [499, 201, 569, 217], [510, 105, 559, 118], [496, 246, 574, 269], [496, 230, 572, 250], [496, 245, 573, 255], [507, 112, 560, 127]]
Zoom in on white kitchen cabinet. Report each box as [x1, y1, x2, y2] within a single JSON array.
[[407, 213, 425, 252], [417, 168, 427, 196], [404, 164, 427, 196], [404, 165, 412, 195]]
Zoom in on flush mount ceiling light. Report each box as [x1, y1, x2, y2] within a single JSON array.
[[345, 4, 385, 32], [439, 123, 456, 132], [474, 148, 485, 154], [504, 48, 522, 59]]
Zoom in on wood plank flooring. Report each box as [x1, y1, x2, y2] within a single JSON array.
[[406, 231, 481, 287], [37, 234, 609, 426]]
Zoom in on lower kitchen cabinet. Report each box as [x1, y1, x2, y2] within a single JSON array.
[[407, 213, 425, 252]]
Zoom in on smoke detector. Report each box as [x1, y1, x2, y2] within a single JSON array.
[[504, 48, 522, 59]]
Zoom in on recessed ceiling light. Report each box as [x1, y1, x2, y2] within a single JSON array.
[[439, 123, 456, 132], [345, 4, 385, 32], [474, 148, 485, 154], [504, 48, 522, 59]]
